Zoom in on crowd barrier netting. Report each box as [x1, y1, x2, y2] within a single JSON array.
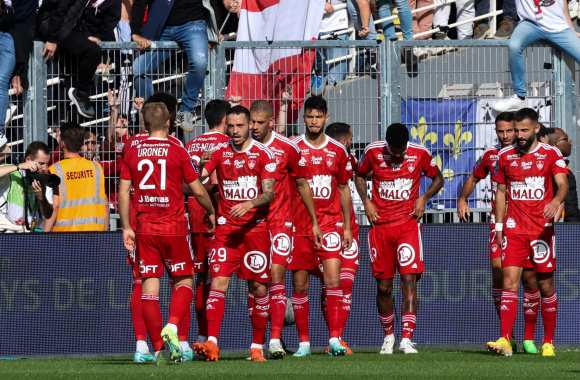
[[1, 224, 579, 356]]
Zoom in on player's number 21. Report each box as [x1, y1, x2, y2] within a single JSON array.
[[137, 159, 167, 190]]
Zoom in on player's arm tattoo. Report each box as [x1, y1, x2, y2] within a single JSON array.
[[553, 172, 569, 204], [295, 177, 319, 226], [423, 170, 444, 201], [355, 174, 369, 202], [118, 179, 133, 230], [251, 178, 276, 208], [494, 183, 507, 223], [338, 183, 352, 232]]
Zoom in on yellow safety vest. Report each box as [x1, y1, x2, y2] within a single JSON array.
[[49, 157, 108, 232]]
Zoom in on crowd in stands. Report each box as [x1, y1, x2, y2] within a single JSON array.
[[0, 0, 579, 232]]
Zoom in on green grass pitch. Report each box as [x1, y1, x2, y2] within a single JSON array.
[[1, 348, 579, 379]]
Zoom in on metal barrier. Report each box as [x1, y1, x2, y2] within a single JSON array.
[[14, 38, 578, 228]]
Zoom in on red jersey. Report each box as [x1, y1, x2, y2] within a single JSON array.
[[120, 136, 198, 235], [472, 146, 501, 224], [357, 142, 439, 226], [263, 132, 301, 228], [492, 143, 568, 235], [292, 135, 350, 234], [185, 130, 230, 233], [204, 139, 278, 229], [348, 152, 359, 237]]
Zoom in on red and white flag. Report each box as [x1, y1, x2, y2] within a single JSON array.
[[225, 0, 325, 124]]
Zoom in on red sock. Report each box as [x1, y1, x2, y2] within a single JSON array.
[[141, 294, 163, 351], [339, 271, 355, 337], [251, 293, 270, 345], [492, 288, 502, 318], [379, 312, 394, 336], [291, 292, 310, 342], [269, 283, 287, 340], [541, 293, 558, 344], [206, 290, 226, 340], [325, 287, 343, 339], [130, 279, 147, 341], [523, 290, 540, 341], [168, 284, 193, 327], [401, 312, 417, 340], [195, 280, 209, 339], [500, 290, 518, 340]]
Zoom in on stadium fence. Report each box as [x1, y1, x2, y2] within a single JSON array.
[[1, 224, 579, 356]]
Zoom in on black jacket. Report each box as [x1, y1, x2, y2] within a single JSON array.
[[0, 0, 14, 32], [39, 0, 120, 43]]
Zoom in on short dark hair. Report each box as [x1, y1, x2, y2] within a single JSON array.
[[250, 100, 274, 118], [514, 108, 539, 123], [60, 123, 86, 153], [304, 96, 328, 114], [145, 93, 178, 117], [227, 105, 250, 122], [204, 99, 231, 128], [385, 123, 409, 149], [325, 122, 352, 140], [495, 112, 514, 125], [25, 141, 50, 159]]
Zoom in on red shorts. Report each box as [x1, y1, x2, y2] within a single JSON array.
[[208, 227, 271, 282], [502, 228, 556, 272], [126, 249, 141, 280], [289, 227, 343, 272], [270, 223, 294, 267], [191, 232, 212, 273], [489, 227, 501, 261], [340, 237, 360, 272], [136, 234, 194, 278], [368, 220, 424, 280]]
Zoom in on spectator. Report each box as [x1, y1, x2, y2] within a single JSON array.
[[410, 0, 434, 40], [44, 123, 109, 232], [0, 0, 15, 149], [130, 0, 221, 132], [8, 0, 37, 97], [37, 0, 121, 119], [81, 129, 100, 161], [376, 0, 414, 41], [0, 141, 56, 232], [473, 0, 517, 39], [433, 0, 474, 40], [493, 1, 580, 113]]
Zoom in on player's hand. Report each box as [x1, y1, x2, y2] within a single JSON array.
[[363, 199, 379, 224], [358, 26, 370, 38], [123, 228, 136, 251], [495, 230, 503, 251], [207, 213, 216, 233], [544, 199, 562, 220], [200, 151, 212, 167], [230, 201, 253, 218], [457, 197, 469, 222], [312, 222, 323, 249], [43, 42, 57, 60], [411, 196, 427, 221], [88, 36, 102, 45], [554, 203, 564, 222], [32, 180, 45, 200], [343, 228, 353, 251], [132, 34, 151, 50]]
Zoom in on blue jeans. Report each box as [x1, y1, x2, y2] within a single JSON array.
[[315, 33, 349, 86], [376, 0, 413, 40], [133, 20, 208, 112], [0, 32, 15, 132], [509, 21, 580, 97], [476, 0, 516, 20], [346, 0, 378, 40]]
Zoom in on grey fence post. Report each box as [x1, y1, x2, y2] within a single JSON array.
[[24, 41, 48, 147], [387, 40, 401, 128], [214, 43, 226, 100]]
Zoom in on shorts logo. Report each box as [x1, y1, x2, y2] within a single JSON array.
[[140, 264, 158, 274], [322, 232, 342, 252], [397, 244, 415, 267], [213, 264, 220, 273], [244, 251, 268, 273], [370, 248, 378, 263], [170, 262, 186, 272], [218, 216, 227, 225], [272, 233, 292, 256], [341, 239, 359, 260], [531, 240, 550, 264], [501, 236, 507, 250]]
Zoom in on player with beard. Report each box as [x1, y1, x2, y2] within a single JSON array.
[[290, 96, 353, 357], [356, 123, 443, 354], [457, 112, 541, 354], [248, 100, 321, 359], [194, 106, 277, 362], [488, 108, 568, 357]]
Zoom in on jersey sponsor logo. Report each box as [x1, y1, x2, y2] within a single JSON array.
[[556, 159, 566, 168], [397, 244, 416, 267], [298, 157, 307, 166], [521, 161, 532, 170], [510, 176, 545, 200], [138, 195, 170, 205], [223, 159, 231, 165], [223, 176, 259, 200], [243, 250, 268, 273], [378, 178, 412, 201], [511, 161, 518, 167], [531, 240, 550, 264], [272, 233, 292, 256], [322, 232, 342, 252], [139, 264, 158, 274], [311, 156, 323, 165], [341, 239, 359, 259], [308, 175, 333, 199], [345, 161, 352, 171], [249, 160, 256, 169], [265, 163, 277, 172], [234, 159, 245, 169], [506, 217, 516, 229]]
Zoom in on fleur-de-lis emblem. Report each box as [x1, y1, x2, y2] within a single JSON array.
[[433, 155, 455, 180], [443, 120, 472, 159], [410, 117, 437, 146]]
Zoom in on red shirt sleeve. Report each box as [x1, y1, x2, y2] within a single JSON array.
[[203, 148, 221, 175], [551, 151, 569, 176], [336, 149, 350, 185], [286, 144, 301, 178], [260, 150, 279, 181], [119, 155, 131, 181], [421, 150, 439, 178], [491, 155, 506, 185], [472, 152, 490, 179], [357, 149, 372, 176], [179, 148, 199, 184]]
